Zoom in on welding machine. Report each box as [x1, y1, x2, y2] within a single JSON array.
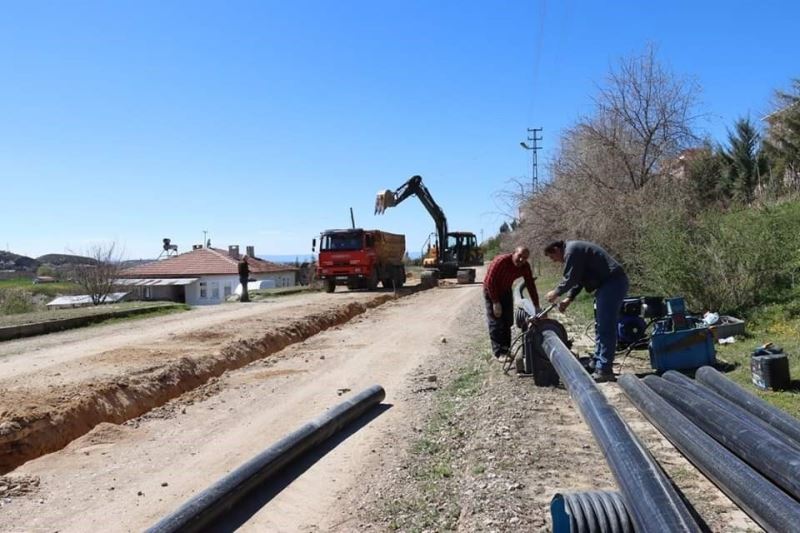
[[648, 297, 716, 371]]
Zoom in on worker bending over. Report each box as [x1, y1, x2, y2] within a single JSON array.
[[483, 246, 540, 361], [544, 240, 628, 383]]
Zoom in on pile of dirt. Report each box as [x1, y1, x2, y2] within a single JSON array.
[[0, 293, 404, 474]]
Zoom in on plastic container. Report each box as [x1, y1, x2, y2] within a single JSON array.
[[751, 345, 790, 391], [709, 315, 746, 339], [649, 322, 716, 371]]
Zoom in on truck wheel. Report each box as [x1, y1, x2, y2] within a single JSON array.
[[420, 270, 438, 289], [324, 279, 336, 293], [457, 269, 476, 284], [366, 271, 379, 290]]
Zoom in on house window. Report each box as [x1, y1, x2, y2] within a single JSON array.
[[199, 281, 207, 298], [211, 281, 220, 299], [224, 284, 232, 297]]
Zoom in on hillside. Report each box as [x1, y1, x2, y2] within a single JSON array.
[[35, 253, 98, 266], [0, 251, 38, 271]]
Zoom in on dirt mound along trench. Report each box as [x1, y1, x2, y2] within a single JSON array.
[[0, 294, 397, 474]]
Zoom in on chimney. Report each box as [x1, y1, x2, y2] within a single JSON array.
[[228, 245, 240, 259], [246, 245, 255, 258], [192, 244, 203, 250]]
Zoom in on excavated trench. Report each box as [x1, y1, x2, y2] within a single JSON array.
[[0, 292, 408, 474]]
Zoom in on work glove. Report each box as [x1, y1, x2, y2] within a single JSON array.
[[492, 302, 503, 319]]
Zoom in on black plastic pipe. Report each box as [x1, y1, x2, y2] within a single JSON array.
[[620, 375, 800, 532], [550, 491, 633, 533], [539, 327, 700, 533], [644, 375, 800, 500], [662, 370, 800, 452], [696, 365, 800, 447], [147, 384, 386, 533]]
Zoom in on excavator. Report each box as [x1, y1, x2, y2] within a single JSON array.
[[375, 175, 483, 285]]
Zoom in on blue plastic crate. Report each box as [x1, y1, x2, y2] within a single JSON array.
[[649, 324, 716, 371]]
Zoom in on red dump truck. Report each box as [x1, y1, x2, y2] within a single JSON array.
[[315, 228, 406, 292]]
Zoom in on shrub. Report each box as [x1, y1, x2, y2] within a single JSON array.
[[0, 288, 35, 315], [635, 201, 800, 313], [36, 264, 57, 278]]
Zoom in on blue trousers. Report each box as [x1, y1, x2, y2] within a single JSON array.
[[594, 274, 629, 372]]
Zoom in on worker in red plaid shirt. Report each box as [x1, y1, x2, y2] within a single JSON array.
[[483, 246, 540, 361]]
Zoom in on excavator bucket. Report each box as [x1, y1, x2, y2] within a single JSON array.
[[375, 189, 396, 215]]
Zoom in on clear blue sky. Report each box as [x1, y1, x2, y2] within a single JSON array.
[[2, 0, 798, 260]]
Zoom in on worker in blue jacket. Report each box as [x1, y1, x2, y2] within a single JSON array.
[[544, 240, 629, 382]]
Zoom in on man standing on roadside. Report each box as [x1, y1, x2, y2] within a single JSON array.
[[483, 246, 540, 362], [238, 254, 251, 303], [544, 240, 628, 382]]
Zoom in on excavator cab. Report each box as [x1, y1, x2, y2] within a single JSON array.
[[447, 232, 483, 267]]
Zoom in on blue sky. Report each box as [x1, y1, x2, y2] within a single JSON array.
[[2, 0, 798, 260]]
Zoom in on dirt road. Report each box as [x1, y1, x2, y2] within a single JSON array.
[[0, 283, 481, 531], [0, 279, 754, 532]]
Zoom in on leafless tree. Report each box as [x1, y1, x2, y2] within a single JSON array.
[[588, 44, 702, 190], [503, 46, 702, 265], [71, 243, 125, 305]]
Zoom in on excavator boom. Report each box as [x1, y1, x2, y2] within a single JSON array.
[[373, 174, 483, 282]]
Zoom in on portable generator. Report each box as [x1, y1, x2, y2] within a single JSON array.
[[617, 298, 648, 350], [607, 295, 716, 372]]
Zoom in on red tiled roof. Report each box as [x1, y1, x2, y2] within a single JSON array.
[[120, 247, 296, 278]]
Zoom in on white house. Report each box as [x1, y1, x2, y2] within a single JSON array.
[[118, 245, 297, 305]]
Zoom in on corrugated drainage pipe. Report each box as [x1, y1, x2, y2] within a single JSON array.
[[147, 384, 386, 533], [696, 365, 800, 447], [662, 370, 800, 453], [538, 325, 700, 532], [620, 374, 800, 533], [644, 375, 800, 500], [550, 491, 633, 533]]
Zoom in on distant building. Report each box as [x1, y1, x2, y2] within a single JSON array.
[[118, 245, 297, 305], [666, 147, 710, 181]]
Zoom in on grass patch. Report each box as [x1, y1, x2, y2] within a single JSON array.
[[714, 314, 800, 419], [0, 301, 185, 328], [0, 278, 79, 298], [384, 346, 488, 532]]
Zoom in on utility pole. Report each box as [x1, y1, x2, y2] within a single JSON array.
[[520, 127, 543, 193]]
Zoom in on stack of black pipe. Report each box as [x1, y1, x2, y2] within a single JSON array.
[[619, 366, 800, 532]]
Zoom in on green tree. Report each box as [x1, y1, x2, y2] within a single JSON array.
[[36, 264, 57, 278], [764, 78, 800, 189], [721, 117, 767, 203], [685, 144, 729, 208]]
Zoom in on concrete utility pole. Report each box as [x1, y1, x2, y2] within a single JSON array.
[[520, 127, 543, 193]]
